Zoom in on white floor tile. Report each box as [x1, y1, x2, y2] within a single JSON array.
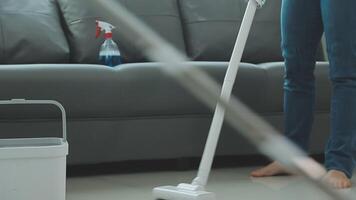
[[66, 167, 356, 200]]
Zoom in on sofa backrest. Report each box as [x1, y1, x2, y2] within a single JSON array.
[[179, 0, 283, 63], [1, 0, 324, 64], [0, 0, 70, 64], [58, 0, 187, 64], [58, 0, 297, 64]]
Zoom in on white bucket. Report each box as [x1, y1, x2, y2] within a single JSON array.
[[0, 99, 68, 200]]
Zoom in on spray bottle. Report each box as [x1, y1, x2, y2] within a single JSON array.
[[96, 20, 122, 67]]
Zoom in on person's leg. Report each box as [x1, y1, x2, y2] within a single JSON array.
[[251, 0, 323, 177], [321, 0, 356, 188]]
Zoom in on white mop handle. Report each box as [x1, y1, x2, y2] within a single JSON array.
[[194, 0, 259, 187]]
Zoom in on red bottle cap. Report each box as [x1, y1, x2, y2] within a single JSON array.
[[105, 32, 113, 39]]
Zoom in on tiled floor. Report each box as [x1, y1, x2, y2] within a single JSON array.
[[66, 167, 356, 200]]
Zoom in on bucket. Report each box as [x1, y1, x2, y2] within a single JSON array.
[[0, 99, 68, 200]]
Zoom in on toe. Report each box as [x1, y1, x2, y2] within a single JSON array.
[[251, 170, 264, 177], [343, 180, 352, 188], [341, 181, 349, 189]]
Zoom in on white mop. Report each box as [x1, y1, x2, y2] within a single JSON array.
[[153, 0, 265, 199], [91, 0, 351, 199]]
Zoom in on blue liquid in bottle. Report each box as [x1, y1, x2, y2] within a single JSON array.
[[99, 55, 122, 67], [99, 38, 122, 67]]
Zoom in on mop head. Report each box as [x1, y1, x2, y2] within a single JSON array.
[[153, 184, 215, 200]]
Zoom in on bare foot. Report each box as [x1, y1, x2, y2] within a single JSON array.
[[251, 161, 291, 177], [322, 170, 352, 189]]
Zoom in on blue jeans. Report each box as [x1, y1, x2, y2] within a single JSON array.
[[282, 0, 356, 178]]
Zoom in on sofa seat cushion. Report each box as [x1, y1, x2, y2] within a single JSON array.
[[0, 0, 70, 64], [0, 62, 264, 119], [58, 0, 186, 64], [0, 62, 330, 120]]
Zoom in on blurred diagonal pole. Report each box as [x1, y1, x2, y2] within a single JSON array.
[[91, 0, 351, 199]]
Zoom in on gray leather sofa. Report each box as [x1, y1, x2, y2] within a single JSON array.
[[0, 0, 330, 166]]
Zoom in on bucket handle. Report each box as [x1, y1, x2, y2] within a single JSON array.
[[0, 99, 67, 142]]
